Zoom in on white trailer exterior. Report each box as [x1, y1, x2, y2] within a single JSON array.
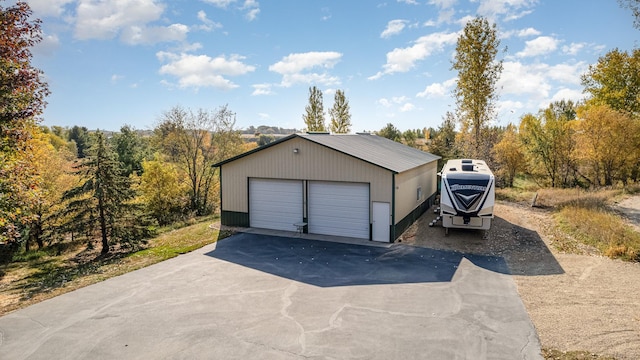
[[440, 159, 495, 233]]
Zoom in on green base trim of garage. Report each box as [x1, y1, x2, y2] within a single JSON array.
[[221, 211, 249, 227], [392, 192, 437, 242]]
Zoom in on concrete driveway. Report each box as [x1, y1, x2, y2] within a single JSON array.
[[0, 233, 542, 359]]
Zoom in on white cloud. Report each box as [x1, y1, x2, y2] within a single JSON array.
[[499, 61, 551, 99], [498, 60, 587, 102], [157, 52, 256, 90], [378, 98, 392, 108], [252, 83, 273, 96], [562, 42, 586, 56], [550, 88, 585, 104], [202, 0, 260, 21], [197, 10, 223, 31], [381, 20, 409, 39], [28, 0, 75, 17], [517, 27, 541, 37], [369, 31, 458, 80], [398, 0, 419, 4], [429, 0, 457, 8], [400, 103, 416, 112], [269, 51, 342, 87], [111, 74, 124, 84], [75, 0, 164, 40], [516, 36, 558, 57], [426, 0, 457, 25], [202, 0, 236, 8], [121, 24, 189, 45], [242, 0, 260, 21], [502, 27, 541, 39], [416, 77, 457, 98], [476, 0, 538, 21]]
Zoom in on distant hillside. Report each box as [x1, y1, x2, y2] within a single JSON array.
[[242, 125, 298, 135]]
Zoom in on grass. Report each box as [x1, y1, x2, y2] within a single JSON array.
[[495, 176, 540, 203], [555, 200, 640, 261], [543, 348, 617, 360], [496, 179, 640, 262], [0, 216, 232, 316]]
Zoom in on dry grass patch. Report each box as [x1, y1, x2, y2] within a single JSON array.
[[555, 204, 640, 262], [542, 348, 617, 360], [517, 186, 640, 262]]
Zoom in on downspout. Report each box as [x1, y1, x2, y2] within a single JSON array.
[[218, 166, 223, 220], [391, 173, 396, 242]]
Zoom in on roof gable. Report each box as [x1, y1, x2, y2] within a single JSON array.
[[213, 133, 440, 173]]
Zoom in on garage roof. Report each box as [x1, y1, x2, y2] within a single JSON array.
[[213, 133, 440, 173]]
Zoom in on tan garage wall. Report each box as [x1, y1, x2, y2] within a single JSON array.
[[394, 161, 438, 224], [220, 137, 393, 214]]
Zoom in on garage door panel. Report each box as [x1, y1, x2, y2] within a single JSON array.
[[250, 179, 302, 231], [309, 181, 370, 239]]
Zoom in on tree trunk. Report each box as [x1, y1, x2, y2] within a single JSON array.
[[98, 196, 109, 254]]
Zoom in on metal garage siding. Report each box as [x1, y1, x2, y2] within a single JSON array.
[[308, 181, 370, 239], [249, 179, 303, 231]]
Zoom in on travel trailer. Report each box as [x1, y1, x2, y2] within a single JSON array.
[[439, 159, 495, 234]]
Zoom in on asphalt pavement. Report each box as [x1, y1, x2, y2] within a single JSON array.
[[0, 233, 542, 359]]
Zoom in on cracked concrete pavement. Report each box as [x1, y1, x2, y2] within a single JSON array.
[[0, 233, 542, 359]]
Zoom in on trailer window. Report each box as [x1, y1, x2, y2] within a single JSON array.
[[417, 187, 422, 201]]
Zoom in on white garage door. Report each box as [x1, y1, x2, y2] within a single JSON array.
[[308, 181, 370, 239], [249, 179, 303, 232]]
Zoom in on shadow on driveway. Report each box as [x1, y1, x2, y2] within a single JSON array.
[[206, 233, 510, 287]]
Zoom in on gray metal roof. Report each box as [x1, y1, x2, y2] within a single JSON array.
[[301, 133, 440, 173], [213, 133, 440, 173]]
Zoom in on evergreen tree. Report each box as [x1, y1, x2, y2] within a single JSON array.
[[302, 86, 326, 132], [329, 90, 352, 134], [62, 131, 143, 254], [68, 125, 92, 158]]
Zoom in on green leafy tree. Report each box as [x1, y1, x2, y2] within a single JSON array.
[[581, 48, 640, 115], [452, 16, 503, 159], [0, 1, 49, 246], [302, 86, 326, 132], [257, 134, 275, 146], [402, 129, 417, 148], [519, 101, 577, 188], [376, 123, 402, 142], [155, 105, 243, 216], [329, 89, 351, 134], [111, 124, 150, 177], [62, 132, 141, 254]]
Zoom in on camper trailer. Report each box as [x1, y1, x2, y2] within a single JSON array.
[[439, 159, 495, 234]]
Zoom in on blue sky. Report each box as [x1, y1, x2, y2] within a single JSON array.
[[26, 0, 638, 133]]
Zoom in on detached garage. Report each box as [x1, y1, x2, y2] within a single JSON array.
[[213, 133, 440, 242]]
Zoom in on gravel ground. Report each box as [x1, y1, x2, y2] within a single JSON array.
[[398, 199, 640, 360]]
